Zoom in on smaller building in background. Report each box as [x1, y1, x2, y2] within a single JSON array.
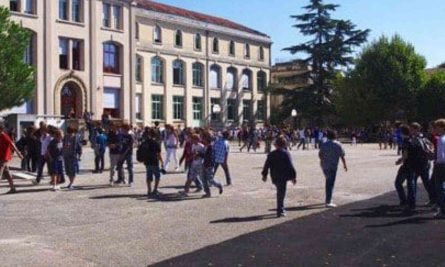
[[270, 60, 309, 112]]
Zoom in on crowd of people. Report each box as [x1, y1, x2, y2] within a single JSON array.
[[2, 117, 445, 219]]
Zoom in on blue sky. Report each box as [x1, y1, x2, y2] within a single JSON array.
[[154, 0, 445, 68]]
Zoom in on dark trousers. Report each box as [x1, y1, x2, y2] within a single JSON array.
[[395, 166, 416, 207], [214, 162, 232, 185], [297, 138, 306, 150], [95, 152, 105, 172], [36, 155, 48, 182], [275, 181, 287, 215], [117, 154, 134, 184], [415, 165, 433, 202], [434, 164, 445, 213], [323, 168, 338, 204]]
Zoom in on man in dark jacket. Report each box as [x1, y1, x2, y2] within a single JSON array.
[[262, 136, 297, 217]]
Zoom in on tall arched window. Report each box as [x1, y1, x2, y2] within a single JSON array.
[[173, 59, 185, 85], [226, 67, 237, 91], [210, 64, 221, 89], [154, 25, 162, 43], [175, 30, 182, 47], [151, 56, 164, 83], [229, 40, 235, 56], [192, 62, 204, 87], [244, 43, 250, 59], [213, 38, 219, 53], [259, 46, 265, 61], [257, 71, 267, 91], [195, 33, 202, 51], [242, 69, 252, 90], [103, 42, 120, 74], [24, 31, 36, 66]]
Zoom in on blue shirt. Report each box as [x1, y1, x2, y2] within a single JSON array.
[[213, 137, 229, 164]]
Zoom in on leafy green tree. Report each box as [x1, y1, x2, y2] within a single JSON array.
[[333, 35, 427, 126], [281, 0, 369, 125], [417, 71, 445, 122], [0, 7, 35, 112]]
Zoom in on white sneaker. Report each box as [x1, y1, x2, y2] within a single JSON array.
[[129, 182, 134, 188], [109, 181, 114, 187], [68, 185, 75, 191], [326, 203, 337, 208]]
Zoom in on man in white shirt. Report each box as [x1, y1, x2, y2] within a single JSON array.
[[34, 126, 53, 184], [433, 119, 445, 218]]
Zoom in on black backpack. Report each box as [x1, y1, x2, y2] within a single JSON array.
[[136, 141, 149, 163]]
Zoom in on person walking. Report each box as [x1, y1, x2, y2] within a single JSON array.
[[297, 128, 306, 150], [63, 126, 82, 190], [108, 125, 123, 186], [202, 134, 223, 198], [34, 126, 53, 184], [93, 128, 107, 174], [141, 129, 164, 197], [163, 125, 179, 172], [117, 123, 135, 186], [213, 131, 232, 186], [0, 124, 24, 194], [433, 119, 445, 218], [47, 130, 65, 191], [394, 125, 417, 210], [319, 129, 348, 208], [261, 136, 297, 217], [180, 134, 205, 196]]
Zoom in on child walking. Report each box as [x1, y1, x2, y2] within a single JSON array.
[[261, 136, 297, 217]]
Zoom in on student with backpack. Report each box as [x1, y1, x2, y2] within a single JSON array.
[[137, 128, 165, 197], [409, 123, 435, 206], [261, 136, 297, 218]]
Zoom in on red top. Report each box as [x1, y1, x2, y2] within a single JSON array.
[[0, 132, 14, 162]]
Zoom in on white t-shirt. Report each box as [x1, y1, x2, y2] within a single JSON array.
[[41, 135, 53, 156]]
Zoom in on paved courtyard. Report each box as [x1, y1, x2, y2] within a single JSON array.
[[0, 144, 420, 266]]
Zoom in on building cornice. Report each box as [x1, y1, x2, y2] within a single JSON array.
[[137, 45, 270, 70], [134, 8, 272, 45]]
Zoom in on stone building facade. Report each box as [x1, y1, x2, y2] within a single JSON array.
[[1, 0, 272, 127]]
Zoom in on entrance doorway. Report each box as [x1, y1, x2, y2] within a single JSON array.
[[60, 82, 82, 118]]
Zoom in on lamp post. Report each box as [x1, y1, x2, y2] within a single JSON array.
[[211, 104, 221, 129], [291, 109, 298, 130]]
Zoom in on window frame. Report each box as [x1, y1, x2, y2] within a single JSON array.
[[229, 40, 235, 56], [151, 94, 164, 120], [175, 30, 183, 48], [257, 71, 267, 91], [59, 37, 69, 70], [192, 97, 203, 121], [192, 62, 204, 87], [194, 33, 202, 51], [210, 64, 221, 89], [259, 46, 265, 61], [172, 96, 184, 120], [244, 43, 250, 59], [135, 56, 143, 83], [71, 0, 82, 23], [102, 3, 111, 28], [103, 42, 120, 74], [242, 69, 252, 90], [172, 59, 185, 86], [59, 0, 69, 21], [151, 56, 164, 84], [212, 38, 219, 54], [153, 25, 162, 44]]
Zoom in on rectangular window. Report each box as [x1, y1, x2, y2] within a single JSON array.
[[135, 23, 139, 40], [10, 0, 19, 12], [211, 98, 220, 121], [192, 97, 202, 121], [112, 5, 121, 29], [173, 96, 184, 120], [59, 0, 68, 20], [136, 57, 142, 82], [72, 0, 81, 22], [72, 40, 82, 70], [227, 99, 236, 121], [59, 38, 69, 69], [24, 37, 33, 65], [256, 100, 265, 121], [24, 0, 34, 14], [135, 93, 142, 120], [103, 43, 120, 74], [103, 87, 120, 118], [243, 100, 251, 122], [102, 3, 110, 28], [151, 95, 163, 120]]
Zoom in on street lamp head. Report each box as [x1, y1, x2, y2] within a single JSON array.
[[291, 109, 297, 117], [213, 104, 221, 114]]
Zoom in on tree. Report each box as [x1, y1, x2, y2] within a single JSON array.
[[333, 35, 427, 126], [417, 71, 445, 123], [281, 0, 369, 125], [0, 7, 35, 112]]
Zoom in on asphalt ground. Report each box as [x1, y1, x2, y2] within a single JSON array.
[[154, 192, 445, 267], [1, 144, 439, 267]]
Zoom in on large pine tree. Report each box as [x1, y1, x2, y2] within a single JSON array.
[[282, 0, 369, 125]]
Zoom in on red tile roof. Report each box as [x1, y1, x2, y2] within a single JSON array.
[[135, 0, 270, 38]]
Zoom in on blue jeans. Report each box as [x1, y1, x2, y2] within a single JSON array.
[[275, 181, 287, 215], [203, 167, 222, 195], [323, 168, 338, 204], [395, 166, 416, 207]]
